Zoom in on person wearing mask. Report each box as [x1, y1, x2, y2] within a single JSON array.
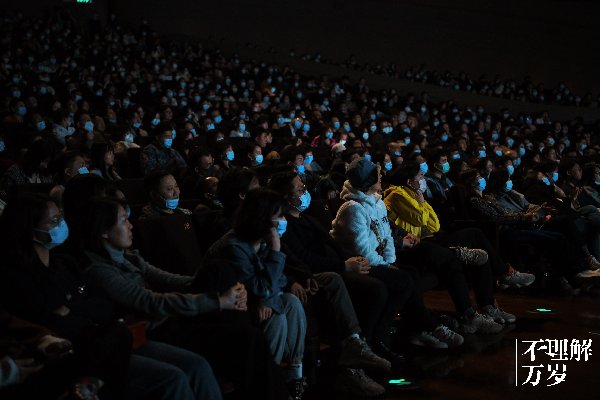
[[89, 143, 122, 181], [139, 170, 191, 220], [140, 126, 187, 177], [0, 138, 53, 190], [202, 189, 307, 400], [48, 151, 89, 208], [330, 158, 464, 351]]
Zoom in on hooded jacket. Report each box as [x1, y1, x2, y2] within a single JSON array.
[[383, 184, 440, 239], [330, 180, 396, 267]]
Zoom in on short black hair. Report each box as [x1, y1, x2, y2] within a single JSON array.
[[217, 167, 257, 213], [388, 162, 420, 187], [144, 170, 173, 195], [233, 188, 286, 243]]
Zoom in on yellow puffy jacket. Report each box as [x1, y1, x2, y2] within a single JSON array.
[[383, 185, 440, 239]]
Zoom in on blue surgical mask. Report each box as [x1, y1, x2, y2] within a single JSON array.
[[304, 155, 314, 164], [239, 124, 246, 132], [214, 115, 223, 124], [207, 123, 215, 131], [563, 139, 571, 148], [296, 164, 305, 175], [364, 154, 372, 161], [504, 180, 513, 192], [594, 181, 600, 186], [441, 162, 450, 174], [333, 121, 341, 129], [477, 177, 487, 191], [226, 150, 235, 161], [163, 138, 173, 149], [133, 121, 142, 129], [514, 158, 521, 167], [0, 140, 4, 153], [274, 218, 287, 237], [441, 133, 448, 142], [344, 125, 351, 133], [507, 138, 515, 148], [506, 165, 515, 176], [278, 117, 285, 125], [478, 150, 487, 158], [37, 120, 46, 131], [393, 151, 401, 157], [452, 153, 461, 160], [152, 118, 160, 126], [384, 161, 393, 171], [254, 154, 264, 165], [294, 120, 302, 129], [35, 219, 69, 249], [362, 132, 369, 140], [491, 132, 499, 141], [580, 143, 588, 152], [17, 105, 27, 116], [420, 162, 429, 174], [78, 167, 89, 175], [171, 130, 177, 139], [191, 129, 197, 137], [519, 147, 526, 157], [404, 138, 411, 145], [552, 172, 559, 182], [303, 124, 310, 132], [84, 121, 94, 132], [296, 190, 311, 212], [542, 177, 551, 186], [495, 149, 503, 157], [325, 132, 334, 139], [165, 197, 179, 210], [548, 138, 555, 146], [124, 133, 134, 143], [370, 125, 377, 133]]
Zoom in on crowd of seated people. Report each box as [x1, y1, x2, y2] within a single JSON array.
[[2, 6, 600, 399]]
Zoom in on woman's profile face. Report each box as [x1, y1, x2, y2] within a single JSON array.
[[105, 205, 133, 250]]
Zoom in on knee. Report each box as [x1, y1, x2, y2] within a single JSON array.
[[318, 272, 344, 290]]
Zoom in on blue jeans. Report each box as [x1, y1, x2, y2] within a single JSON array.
[[262, 293, 307, 365], [127, 340, 222, 400]]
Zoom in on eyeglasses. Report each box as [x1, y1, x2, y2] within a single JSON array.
[[44, 211, 64, 227]]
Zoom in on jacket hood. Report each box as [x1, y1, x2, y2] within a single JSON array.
[[340, 180, 377, 207]]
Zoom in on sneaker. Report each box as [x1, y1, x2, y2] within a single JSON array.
[[410, 331, 448, 349], [498, 265, 536, 289], [585, 255, 600, 271], [287, 378, 305, 400], [335, 368, 386, 397], [459, 312, 504, 334], [481, 305, 516, 324], [432, 325, 464, 348], [338, 337, 392, 372], [371, 340, 406, 366], [450, 246, 488, 266], [574, 269, 600, 285]]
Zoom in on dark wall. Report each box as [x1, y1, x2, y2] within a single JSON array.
[[111, 0, 600, 94]]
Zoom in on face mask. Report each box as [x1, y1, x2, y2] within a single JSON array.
[[364, 154, 372, 161], [433, 120, 440, 128], [133, 121, 142, 129], [278, 117, 285, 125], [418, 179, 428, 193], [594, 181, 600, 186], [294, 120, 302, 129], [325, 131, 334, 139], [548, 138, 555, 146], [17, 105, 27, 116], [296, 190, 311, 212], [542, 177, 551, 186], [362, 132, 369, 140], [0, 140, 4, 153], [303, 124, 310, 132], [441, 162, 450, 174], [296, 164, 305, 175], [35, 219, 69, 249], [339, 139, 347, 145], [165, 197, 179, 210], [519, 147, 526, 157], [441, 133, 448, 142], [333, 121, 341, 129], [370, 125, 377, 133], [344, 125, 351, 133], [563, 139, 571, 148], [190, 128, 197, 137], [152, 118, 160, 126], [552, 172, 559, 182], [504, 180, 513, 192], [580, 143, 588, 152], [78, 167, 89, 175], [304, 155, 313, 164], [163, 138, 173, 149], [420, 162, 429, 174], [239, 124, 246, 132], [491, 132, 499, 141], [383, 126, 393, 134], [404, 138, 411, 145], [478, 150, 487, 158], [495, 149, 503, 157], [507, 165, 515, 176], [384, 161, 393, 171], [226, 150, 235, 161], [254, 154, 263, 165], [207, 123, 215, 131], [124, 133, 134, 143], [37, 120, 46, 131], [214, 115, 223, 124], [274, 218, 287, 237], [477, 177, 487, 191], [507, 138, 514, 148], [452, 153, 461, 160]]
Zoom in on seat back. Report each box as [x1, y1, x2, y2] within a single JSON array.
[[117, 179, 148, 206]]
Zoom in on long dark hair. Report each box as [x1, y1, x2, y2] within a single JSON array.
[[233, 188, 286, 243], [90, 142, 116, 179], [388, 162, 420, 187], [83, 198, 123, 260], [0, 192, 51, 267]]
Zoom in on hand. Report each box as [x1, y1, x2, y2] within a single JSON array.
[[290, 282, 308, 304], [402, 233, 420, 248], [14, 358, 43, 383], [523, 211, 540, 223], [52, 305, 70, 316], [257, 305, 273, 322], [37, 335, 73, 359], [306, 278, 319, 295], [219, 282, 248, 311], [345, 257, 371, 274], [268, 227, 281, 252]]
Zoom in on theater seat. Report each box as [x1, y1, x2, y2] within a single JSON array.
[[117, 179, 148, 206], [132, 214, 203, 275]]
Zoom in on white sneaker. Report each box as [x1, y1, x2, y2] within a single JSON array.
[[459, 312, 504, 334], [432, 325, 464, 348], [481, 305, 516, 324], [410, 331, 448, 349]]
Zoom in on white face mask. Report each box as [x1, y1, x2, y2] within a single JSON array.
[[418, 178, 428, 193]]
